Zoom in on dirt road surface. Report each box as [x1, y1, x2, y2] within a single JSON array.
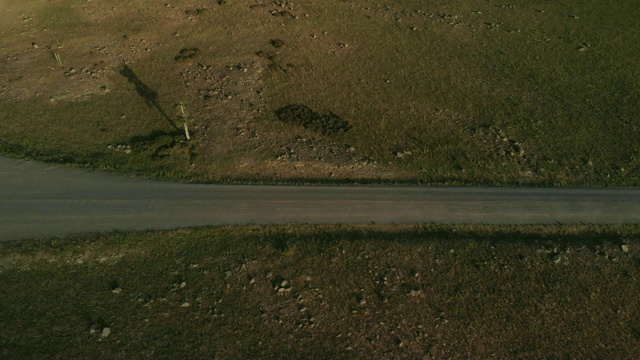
[[2, 156, 639, 241]]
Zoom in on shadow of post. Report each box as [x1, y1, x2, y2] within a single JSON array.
[[119, 64, 179, 131]]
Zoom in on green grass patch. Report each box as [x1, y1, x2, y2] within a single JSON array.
[[1, 0, 638, 185]]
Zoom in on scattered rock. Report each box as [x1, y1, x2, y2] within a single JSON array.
[[64, 68, 77, 77], [273, 277, 292, 292], [107, 144, 132, 154], [621, 244, 630, 253], [101, 327, 111, 338], [393, 149, 412, 158], [180, 302, 191, 308], [111, 287, 122, 294]]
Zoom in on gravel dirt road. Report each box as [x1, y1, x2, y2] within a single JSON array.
[[2, 156, 639, 241]]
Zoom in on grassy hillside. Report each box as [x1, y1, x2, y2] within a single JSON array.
[[1, 0, 639, 184]]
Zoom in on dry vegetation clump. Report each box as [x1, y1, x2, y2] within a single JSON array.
[[275, 104, 352, 136], [174, 48, 201, 62]]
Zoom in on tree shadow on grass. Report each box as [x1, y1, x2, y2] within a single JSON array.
[[119, 64, 179, 131]]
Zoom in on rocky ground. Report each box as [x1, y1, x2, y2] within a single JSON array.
[[1, 225, 639, 359]]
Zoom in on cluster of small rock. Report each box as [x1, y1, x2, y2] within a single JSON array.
[[274, 279, 293, 293], [88, 321, 111, 339], [107, 144, 132, 154]]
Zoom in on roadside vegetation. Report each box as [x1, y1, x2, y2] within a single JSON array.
[[1, 0, 638, 184], [2, 224, 640, 359]]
